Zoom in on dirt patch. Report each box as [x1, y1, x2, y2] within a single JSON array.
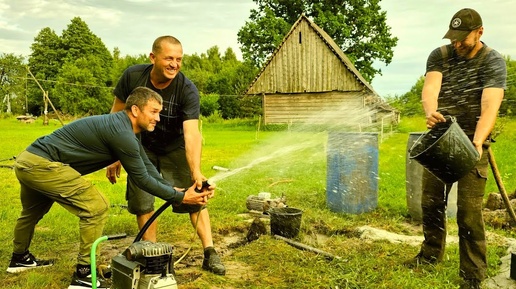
[[95, 225, 253, 286]]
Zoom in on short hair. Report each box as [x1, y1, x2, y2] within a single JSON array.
[[124, 87, 163, 111], [152, 35, 182, 55]]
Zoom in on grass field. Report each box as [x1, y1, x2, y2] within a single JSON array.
[[1, 116, 516, 288]]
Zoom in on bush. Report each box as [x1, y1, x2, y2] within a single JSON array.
[[218, 94, 262, 119], [200, 94, 219, 117], [200, 110, 224, 124]]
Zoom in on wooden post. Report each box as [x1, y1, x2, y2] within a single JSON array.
[[43, 91, 49, 125], [255, 115, 261, 140], [26, 67, 64, 126]]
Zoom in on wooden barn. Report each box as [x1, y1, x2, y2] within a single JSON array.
[[244, 14, 398, 128]]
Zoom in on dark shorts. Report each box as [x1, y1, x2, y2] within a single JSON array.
[[126, 146, 203, 215]]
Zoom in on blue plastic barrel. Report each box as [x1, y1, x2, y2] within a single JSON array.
[[326, 132, 379, 214]]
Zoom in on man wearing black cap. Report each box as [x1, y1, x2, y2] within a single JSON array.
[[404, 8, 507, 289]]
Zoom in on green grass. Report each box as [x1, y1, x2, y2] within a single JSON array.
[[0, 116, 515, 288]]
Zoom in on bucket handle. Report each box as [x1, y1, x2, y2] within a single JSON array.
[[408, 115, 456, 156], [443, 115, 456, 123]]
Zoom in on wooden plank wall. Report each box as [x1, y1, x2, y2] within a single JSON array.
[[247, 20, 364, 94], [263, 91, 376, 125]]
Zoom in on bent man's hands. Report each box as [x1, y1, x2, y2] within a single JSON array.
[[181, 183, 213, 206], [106, 160, 121, 184]]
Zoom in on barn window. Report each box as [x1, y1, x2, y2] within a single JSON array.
[[299, 32, 302, 44]]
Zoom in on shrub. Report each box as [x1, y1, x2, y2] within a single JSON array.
[[200, 94, 219, 117]]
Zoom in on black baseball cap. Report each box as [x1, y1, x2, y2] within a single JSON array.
[[443, 8, 482, 41]]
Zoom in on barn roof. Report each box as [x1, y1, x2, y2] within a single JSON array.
[[244, 14, 381, 99]]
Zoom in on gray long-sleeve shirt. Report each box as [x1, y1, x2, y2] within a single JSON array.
[[26, 111, 184, 204]]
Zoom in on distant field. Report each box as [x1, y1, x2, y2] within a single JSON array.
[[1, 116, 515, 289]]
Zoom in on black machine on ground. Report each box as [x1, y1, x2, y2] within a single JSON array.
[[95, 181, 212, 289], [92, 201, 179, 289], [111, 200, 178, 289]]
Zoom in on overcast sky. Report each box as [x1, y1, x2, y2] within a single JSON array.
[[1, 0, 515, 97]]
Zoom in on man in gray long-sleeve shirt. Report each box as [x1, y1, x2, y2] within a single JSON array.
[[6, 87, 212, 289]]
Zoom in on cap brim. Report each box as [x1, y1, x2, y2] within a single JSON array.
[[443, 29, 471, 41]]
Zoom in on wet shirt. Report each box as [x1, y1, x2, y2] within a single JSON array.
[[26, 111, 184, 204], [426, 43, 507, 136], [113, 64, 200, 154]]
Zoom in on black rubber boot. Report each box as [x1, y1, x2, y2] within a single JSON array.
[[202, 247, 226, 275]]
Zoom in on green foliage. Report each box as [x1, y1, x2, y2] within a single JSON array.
[[60, 17, 113, 73], [217, 94, 240, 119], [200, 110, 224, 123], [27, 17, 113, 116], [237, 0, 398, 82], [110, 48, 148, 87], [500, 55, 516, 116], [200, 93, 219, 117], [182, 46, 258, 96], [0, 53, 27, 114], [27, 28, 63, 115], [52, 57, 112, 116], [217, 94, 262, 119]]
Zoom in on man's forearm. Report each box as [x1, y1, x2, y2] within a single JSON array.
[[473, 88, 504, 146], [185, 131, 203, 178]]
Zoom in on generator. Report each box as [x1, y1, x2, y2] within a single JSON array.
[[111, 241, 178, 289]]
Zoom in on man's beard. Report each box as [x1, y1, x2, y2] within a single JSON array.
[[455, 36, 479, 58]]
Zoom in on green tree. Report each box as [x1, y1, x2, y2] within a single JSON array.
[[208, 48, 259, 96], [237, 0, 398, 82], [27, 27, 63, 115], [52, 56, 112, 116], [217, 94, 240, 119], [61, 17, 113, 79], [181, 46, 260, 119], [200, 94, 219, 117], [0, 53, 27, 114], [183, 46, 258, 96], [53, 17, 113, 115], [111, 48, 148, 87]]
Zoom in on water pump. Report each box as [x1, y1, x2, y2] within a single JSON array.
[[111, 241, 178, 289]]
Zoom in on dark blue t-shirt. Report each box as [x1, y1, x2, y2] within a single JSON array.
[[426, 43, 506, 135], [113, 64, 200, 154], [26, 112, 184, 204]]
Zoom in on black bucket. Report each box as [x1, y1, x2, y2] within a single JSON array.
[[408, 116, 479, 184], [269, 207, 302, 238]]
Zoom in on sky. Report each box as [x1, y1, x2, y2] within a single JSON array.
[[1, 0, 515, 97]]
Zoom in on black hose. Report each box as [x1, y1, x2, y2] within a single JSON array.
[[133, 201, 173, 243]]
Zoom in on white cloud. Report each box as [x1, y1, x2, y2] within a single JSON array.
[[0, 0, 514, 96]]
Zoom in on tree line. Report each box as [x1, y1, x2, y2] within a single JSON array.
[[1, 0, 400, 119]]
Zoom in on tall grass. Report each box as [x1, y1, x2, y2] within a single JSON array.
[[0, 116, 515, 288]]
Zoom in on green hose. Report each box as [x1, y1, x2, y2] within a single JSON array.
[[91, 236, 109, 289], [90, 234, 126, 289]]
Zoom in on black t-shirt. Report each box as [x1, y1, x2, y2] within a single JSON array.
[[113, 64, 200, 154], [426, 43, 506, 135]]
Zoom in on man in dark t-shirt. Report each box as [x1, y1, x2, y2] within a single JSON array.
[[107, 35, 225, 275], [403, 8, 506, 289], [6, 87, 211, 288]]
